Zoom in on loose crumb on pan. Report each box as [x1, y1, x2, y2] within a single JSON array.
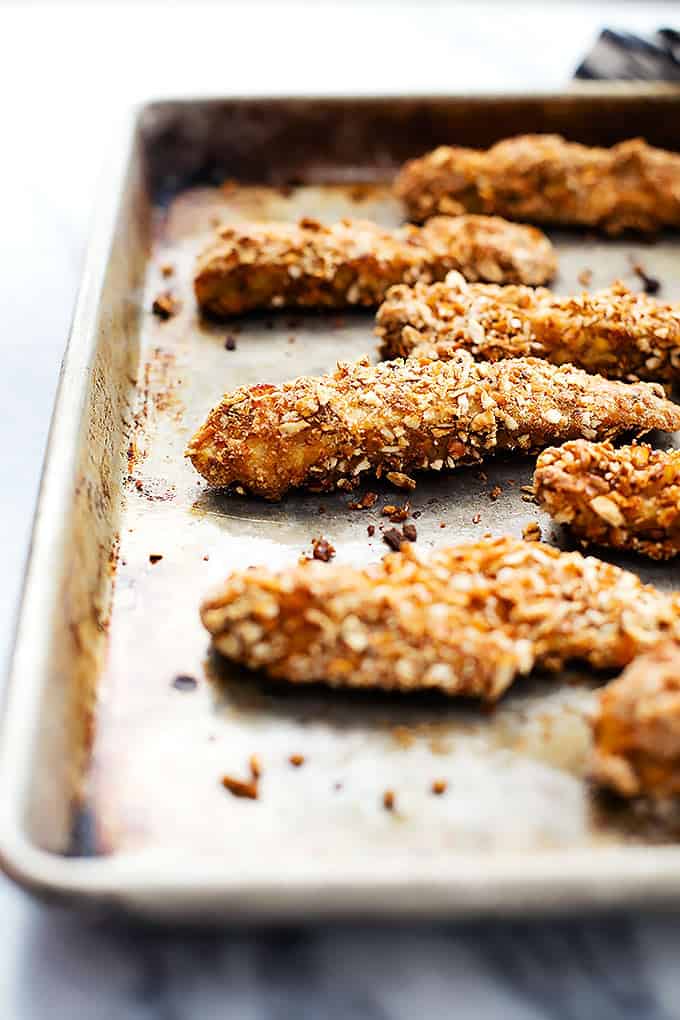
[[152, 292, 180, 320], [161, 262, 174, 278], [221, 754, 261, 799], [431, 779, 448, 795], [631, 260, 661, 295], [312, 537, 336, 562], [383, 527, 405, 551], [289, 753, 305, 767], [578, 268, 593, 286], [149, 554, 163, 564], [522, 521, 542, 542], [489, 485, 503, 501], [221, 775, 258, 799], [349, 491, 379, 510], [472, 513, 482, 524], [172, 675, 198, 692], [367, 524, 376, 537], [383, 790, 396, 811], [225, 335, 237, 351], [382, 503, 410, 522], [402, 522, 418, 542]]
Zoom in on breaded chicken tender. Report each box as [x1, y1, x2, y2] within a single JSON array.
[[592, 642, 680, 797], [194, 214, 556, 316], [376, 275, 680, 384], [395, 134, 680, 234], [534, 441, 680, 560], [186, 352, 680, 499], [201, 538, 680, 701]]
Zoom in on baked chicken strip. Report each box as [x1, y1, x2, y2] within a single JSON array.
[[534, 441, 680, 561], [186, 351, 680, 499], [193, 215, 556, 316], [394, 134, 680, 234], [376, 275, 680, 384], [592, 642, 680, 797], [201, 537, 680, 701]]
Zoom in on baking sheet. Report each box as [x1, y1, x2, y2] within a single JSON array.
[[91, 182, 680, 862], [5, 92, 680, 919]]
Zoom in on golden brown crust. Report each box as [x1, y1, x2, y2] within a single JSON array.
[[592, 642, 680, 797], [201, 538, 680, 701], [534, 441, 680, 561], [376, 275, 680, 384], [193, 215, 556, 316], [395, 135, 680, 233], [186, 352, 680, 499]]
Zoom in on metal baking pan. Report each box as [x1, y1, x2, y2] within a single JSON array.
[[3, 89, 680, 922]]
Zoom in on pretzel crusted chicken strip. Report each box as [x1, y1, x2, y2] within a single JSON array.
[[534, 441, 680, 561], [395, 134, 680, 234], [186, 352, 680, 499], [201, 538, 680, 701], [193, 215, 556, 316], [592, 642, 680, 797], [376, 276, 680, 384]]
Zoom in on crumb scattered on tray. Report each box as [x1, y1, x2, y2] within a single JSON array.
[[172, 675, 198, 692], [152, 291, 180, 320], [367, 524, 375, 537], [472, 513, 482, 524], [431, 779, 448, 795], [225, 335, 237, 351], [161, 262, 174, 278], [221, 755, 260, 800], [382, 502, 410, 522], [402, 522, 418, 542], [631, 260, 661, 295], [383, 790, 396, 811], [578, 268, 593, 287], [349, 491, 379, 510], [489, 485, 503, 501], [386, 471, 417, 491], [522, 521, 542, 542], [312, 537, 335, 562], [289, 753, 305, 767], [383, 527, 405, 551], [149, 554, 163, 564]]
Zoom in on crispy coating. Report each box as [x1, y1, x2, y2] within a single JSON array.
[[394, 134, 680, 234], [376, 274, 680, 384], [186, 351, 680, 499], [193, 215, 556, 316], [592, 642, 680, 797], [201, 538, 680, 701], [534, 441, 680, 561]]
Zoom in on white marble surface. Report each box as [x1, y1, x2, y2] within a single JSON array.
[[3, 2, 680, 1015]]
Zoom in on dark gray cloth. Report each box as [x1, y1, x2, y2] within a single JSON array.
[[575, 28, 680, 81]]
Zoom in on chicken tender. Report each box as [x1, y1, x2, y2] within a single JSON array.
[[395, 134, 680, 234], [376, 275, 680, 384], [592, 642, 680, 797], [186, 352, 680, 499], [534, 441, 680, 561], [193, 214, 556, 317], [201, 537, 680, 701]]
